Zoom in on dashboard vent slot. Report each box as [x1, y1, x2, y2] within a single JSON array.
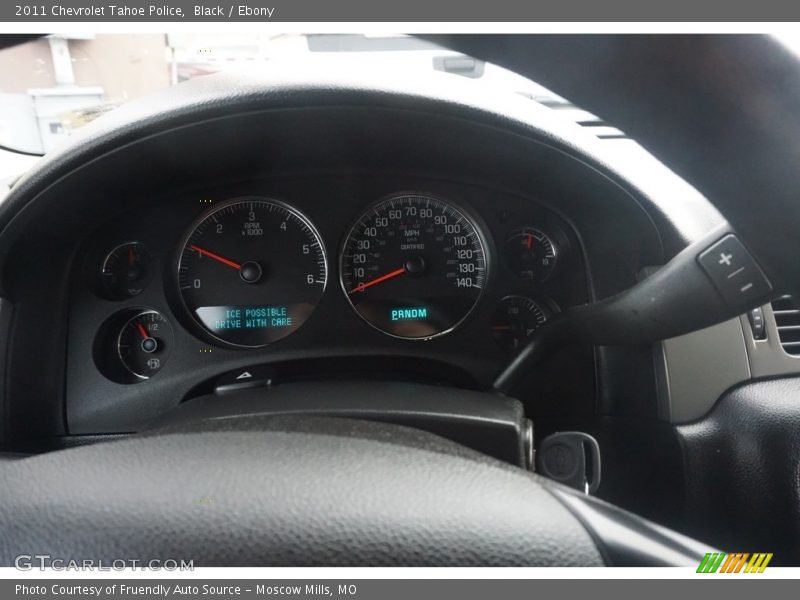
[[771, 295, 800, 355]]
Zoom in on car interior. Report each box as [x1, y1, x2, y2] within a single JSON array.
[[1, 34, 799, 567]]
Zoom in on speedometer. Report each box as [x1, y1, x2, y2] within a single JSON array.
[[340, 193, 488, 339], [177, 197, 327, 348]]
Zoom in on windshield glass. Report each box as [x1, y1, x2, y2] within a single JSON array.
[[1, 33, 672, 191], [0, 34, 560, 156]]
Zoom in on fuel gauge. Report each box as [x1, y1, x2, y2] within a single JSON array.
[[117, 310, 173, 380]]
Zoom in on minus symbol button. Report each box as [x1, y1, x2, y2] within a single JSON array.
[[727, 266, 746, 279]]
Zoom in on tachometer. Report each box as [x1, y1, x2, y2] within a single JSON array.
[[340, 193, 488, 339], [177, 197, 327, 348]]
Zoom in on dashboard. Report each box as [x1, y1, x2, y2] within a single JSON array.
[[67, 174, 592, 433], [0, 73, 693, 443]]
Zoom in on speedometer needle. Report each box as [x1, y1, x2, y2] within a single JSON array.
[[349, 266, 406, 294], [189, 245, 241, 270]]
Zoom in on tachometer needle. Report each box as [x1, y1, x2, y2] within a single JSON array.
[[189, 244, 241, 270], [349, 266, 406, 294]]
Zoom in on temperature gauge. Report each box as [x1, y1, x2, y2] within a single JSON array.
[[504, 227, 558, 282], [100, 242, 153, 299], [117, 310, 173, 380], [491, 295, 554, 352]]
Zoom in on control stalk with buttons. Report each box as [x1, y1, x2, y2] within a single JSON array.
[[494, 225, 774, 394]]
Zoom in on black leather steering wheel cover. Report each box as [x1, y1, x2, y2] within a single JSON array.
[[0, 414, 713, 566], [0, 416, 606, 566]]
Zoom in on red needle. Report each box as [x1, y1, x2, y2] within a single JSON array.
[[189, 244, 241, 270], [136, 322, 149, 339], [525, 234, 533, 250], [349, 266, 406, 294]]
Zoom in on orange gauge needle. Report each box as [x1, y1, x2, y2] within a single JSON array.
[[189, 244, 241, 270], [136, 322, 149, 339], [349, 266, 406, 294]]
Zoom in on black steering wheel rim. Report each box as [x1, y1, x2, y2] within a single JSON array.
[[432, 34, 800, 297], [0, 408, 711, 566]]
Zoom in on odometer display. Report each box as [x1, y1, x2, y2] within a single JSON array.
[[178, 197, 327, 347], [340, 194, 488, 339]]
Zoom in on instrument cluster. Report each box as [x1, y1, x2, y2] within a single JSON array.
[[80, 180, 584, 388]]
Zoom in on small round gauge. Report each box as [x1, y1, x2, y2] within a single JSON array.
[[100, 242, 153, 299], [177, 197, 327, 348], [491, 295, 553, 352], [117, 310, 173, 379], [340, 193, 488, 339], [504, 227, 558, 282]]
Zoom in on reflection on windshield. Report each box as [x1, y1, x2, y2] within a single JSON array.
[[0, 33, 551, 158], [0, 33, 640, 188]]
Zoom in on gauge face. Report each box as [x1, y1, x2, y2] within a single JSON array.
[[100, 242, 152, 299], [340, 194, 488, 339], [504, 227, 558, 282], [491, 295, 551, 352], [177, 198, 327, 348], [117, 310, 173, 379]]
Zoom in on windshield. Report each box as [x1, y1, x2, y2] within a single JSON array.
[[1, 33, 677, 193], [0, 34, 563, 163]]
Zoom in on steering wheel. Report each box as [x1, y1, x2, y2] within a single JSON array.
[[0, 35, 791, 566]]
